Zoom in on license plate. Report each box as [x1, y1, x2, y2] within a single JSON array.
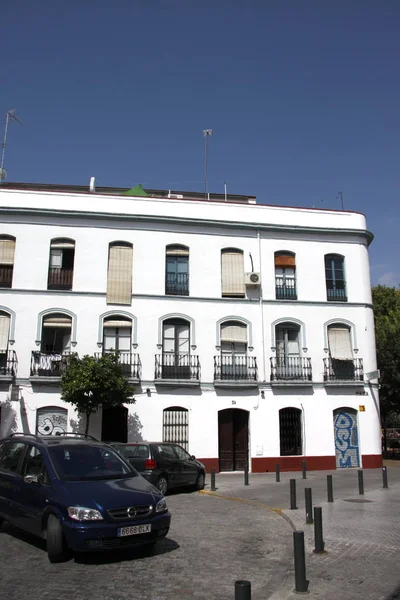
[[118, 524, 152, 537]]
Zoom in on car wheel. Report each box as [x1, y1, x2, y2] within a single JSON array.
[[156, 475, 168, 495], [46, 515, 70, 563], [195, 472, 205, 490]]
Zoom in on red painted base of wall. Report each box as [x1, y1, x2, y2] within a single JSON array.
[[199, 454, 383, 473]]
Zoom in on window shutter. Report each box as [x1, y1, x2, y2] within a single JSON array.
[[275, 254, 295, 267], [0, 315, 10, 349], [328, 327, 353, 359], [221, 250, 245, 296], [50, 241, 75, 249], [104, 319, 132, 328], [221, 322, 247, 343], [107, 244, 133, 305], [0, 239, 15, 265], [43, 316, 72, 328], [166, 245, 189, 256]]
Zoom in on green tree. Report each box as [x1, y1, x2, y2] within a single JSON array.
[[372, 285, 400, 444], [60, 353, 135, 435]]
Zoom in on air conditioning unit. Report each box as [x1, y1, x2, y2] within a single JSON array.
[[245, 272, 261, 286]]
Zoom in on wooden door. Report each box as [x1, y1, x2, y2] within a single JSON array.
[[218, 409, 249, 471]]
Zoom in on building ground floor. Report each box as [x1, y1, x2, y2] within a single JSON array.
[[0, 382, 382, 472]]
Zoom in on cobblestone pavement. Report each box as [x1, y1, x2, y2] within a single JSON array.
[[0, 490, 293, 600], [204, 467, 400, 600]]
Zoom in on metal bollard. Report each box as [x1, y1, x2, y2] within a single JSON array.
[[358, 469, 364, 495], [290, 478, 297, 510], [313, 506, 325, 553], [305, 488, 313, 524], [244, 464, 249, 486], [327, 474, 334, 503], [293, 531, 309, 593], [235, 580, 251, 600], [382, 465, 389, 489], [275, 463, 280, 483], [302, 460, 307, 480], [210, 468, 216, 492]]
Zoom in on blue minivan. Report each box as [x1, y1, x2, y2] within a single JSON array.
[[0, 433, 171, 562]]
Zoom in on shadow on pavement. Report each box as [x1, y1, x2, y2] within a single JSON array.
[[386, 583, 400, 600]]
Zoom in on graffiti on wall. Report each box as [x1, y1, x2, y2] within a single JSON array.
[[36, 407, 68, 436], [334, 411, 360, 468]]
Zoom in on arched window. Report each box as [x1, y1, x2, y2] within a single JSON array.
[[163, 406, 189, 451], [165, 244, 189, 296], [31, 313, 72, 377], [217, 320, 256, 381], [274, 251, 296, 300], [221, 248, 245, 298], [279, 408, 302, 456], [0, 235, 16, 289], [0, 311, 11, 374], [160, 318, 191, 379], [102, 315, 133, 375], [48, 238, 75, 290], [107, 241, 133, 305], [325, 323, 358, 381], [325, 254, 347, 302]]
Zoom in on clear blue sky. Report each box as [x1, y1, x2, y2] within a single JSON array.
[[2, 1, 399, 287]]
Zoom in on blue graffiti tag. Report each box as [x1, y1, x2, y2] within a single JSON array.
[[334, 412, 360, 468]]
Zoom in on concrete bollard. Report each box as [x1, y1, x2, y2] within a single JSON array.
[[275, 463, 280, 483], [358, 469, 364, 495], [382, 466, 388, 489], [290, 479, 297, 510], [210, 468, 216, 492], [305, 488, 313, 524], [235, 580, 251, 599], [244, 464, 249, 486], [313, 506, 325, 553], [302, 460, 307, 480], [327, 474, 334, 502], [293, 531, 309, 593]]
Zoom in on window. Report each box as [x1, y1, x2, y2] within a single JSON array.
[[103, 316, 132, 374], [165, 245, 189, 296], [275, 252, 296, 299], [0, 311, 10, 372], [327, 324, 354, 379], [47, 238, 75, 290], [163, 407, 189, 451], [41, 314, 72, 354], [220, 321, 248, 379], [325, 254, 347, 301], [174, 445, 191, 461], [36, 406, 68, 436], [162, 319, 190, 378], [21, 446, 50, 485], [0, 441, 26, 473], [106, 242, 133, 305], [157, 444, 178, 460], [279, 408, 302, 456], [0, 236, 16, 289], [221, 248, 245, 297], [275, 324, 303, 379]]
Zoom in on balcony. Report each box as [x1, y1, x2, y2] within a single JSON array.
[[155, 354, 200, 385], [47, 268, 73, 290], [326, 284, 347, 302], [324, 357, 364, 384], [275, 277, 297, 300], [214, 356, 258, 387], [0, 266, 13, 288], [30, 351, 72, 382], [270, 356, 312, 385], [95, 352, 141, 382], [0, 350, 17, 380], [165, 272, 189, 296]]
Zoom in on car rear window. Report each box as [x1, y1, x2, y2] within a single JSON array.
[[48, 444, 137, 481], [117, 445, 149, 459]]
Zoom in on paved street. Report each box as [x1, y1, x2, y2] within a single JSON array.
[[1, 466, 400, 600]]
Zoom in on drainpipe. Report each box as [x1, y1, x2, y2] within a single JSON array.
[[258, 230, 266, 382]]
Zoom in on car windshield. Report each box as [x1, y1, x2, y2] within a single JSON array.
[[48, 444, 137, 481]]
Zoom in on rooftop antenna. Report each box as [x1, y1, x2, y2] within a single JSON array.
[[0, 109, 23, 182], [337, 191, 344, 210], [203, 129, 212, 198]]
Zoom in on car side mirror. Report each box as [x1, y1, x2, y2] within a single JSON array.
[[24, 474, 39, 484]]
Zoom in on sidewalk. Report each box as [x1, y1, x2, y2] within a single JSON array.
[[201, 467, 400, 600]]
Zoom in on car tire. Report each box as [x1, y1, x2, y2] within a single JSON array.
[[46, 515, 70, 563], [195, 472, 205, 491], [155, 475, 168, 495]]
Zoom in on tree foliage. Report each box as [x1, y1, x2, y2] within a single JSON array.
[[372, 285, 400, 425], [60, 353, 135, 434]]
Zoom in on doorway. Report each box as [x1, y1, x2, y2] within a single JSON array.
[[333, 408, 360, 468], [218, 409, 249, 471], [101, 405, 128, 442]]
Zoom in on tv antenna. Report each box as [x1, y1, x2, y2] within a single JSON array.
[[0, 109, 23, 182], [203, 129, 212, 198], [337, 191, 344, 210]]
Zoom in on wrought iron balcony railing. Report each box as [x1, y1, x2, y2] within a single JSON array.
[[0, 349, 17, 377], [95, 352, 141, 380], [165, 272, 189, 296], [275, 277, 297, 300], [155, 354, 200, 380], [270, 356, 312, 382], [47, 268, 74, 290], [326, 283, 347, 302], [0, 266, 13, 288], [30, 351, 72, 377], [214, 356, 258, 381], [324, 357, 364, 382]]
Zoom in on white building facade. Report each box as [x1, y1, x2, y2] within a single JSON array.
[[0, 182, 382, 472]]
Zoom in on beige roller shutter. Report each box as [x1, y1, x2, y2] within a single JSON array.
[[221, 322, 247, 343], [221, 250, 245, 296], [0, 239, 15, 265], [166, 245, 189, 256], [107, 244, 133, 305], [104, 319, 132, 328], [43, 315, 72, 328], [0, 314, 10, 349], [50, 240, 75, 249], [328, 327, 353, 359]]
